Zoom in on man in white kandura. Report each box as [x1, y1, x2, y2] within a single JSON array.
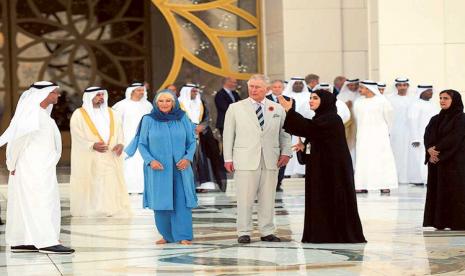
[[407, 85, 439, 185], [223, 74, 292, 244], [113, 82, 153, 194], [377, 82, 387, 94], [1, 81, 74, 254], [70, 86, 131, 217], [282, 77, 310, 176], [354, 81, 398, 194], [337, 78, 360, 163], [387, 77, 414, 184]]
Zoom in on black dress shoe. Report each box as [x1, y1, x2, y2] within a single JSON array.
[[237, 235, 251, 244], [260, 234, 281, 242], [276, 185, 283, 192], [219, 182, 227, 192], [39, 245, 75, 254], [11, 245, 39, 253]]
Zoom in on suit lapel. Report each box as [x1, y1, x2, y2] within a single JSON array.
[[241, 100, 261, 129], [222, 90, 233, 104], [263, 100, 274, 132]]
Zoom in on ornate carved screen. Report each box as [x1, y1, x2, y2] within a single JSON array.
[[10, 0, 151, 130]]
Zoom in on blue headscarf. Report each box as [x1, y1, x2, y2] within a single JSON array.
[[125, 89, 185, 158], [149, 89, 185, 122]]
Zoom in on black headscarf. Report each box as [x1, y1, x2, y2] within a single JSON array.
[[312, 89, 337, 119], [437, 89, 464, 134]]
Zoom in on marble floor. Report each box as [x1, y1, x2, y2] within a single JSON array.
[[0, 181, 465, 276]]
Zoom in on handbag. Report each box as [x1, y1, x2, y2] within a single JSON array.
[[296, 141, 310, 165]]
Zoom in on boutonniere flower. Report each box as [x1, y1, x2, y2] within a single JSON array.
[[268, 106, 274, 112]]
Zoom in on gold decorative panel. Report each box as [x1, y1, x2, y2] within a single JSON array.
[[152, 0, 262, 90]]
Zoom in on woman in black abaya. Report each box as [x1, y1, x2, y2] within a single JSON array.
[[278, 89, 366, 243], [423, 89, 465, 230]]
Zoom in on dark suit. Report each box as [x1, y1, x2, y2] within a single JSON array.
[[266, 93, 295, 191], [333, 87, 340, 96], [215, 88, 241, 135]]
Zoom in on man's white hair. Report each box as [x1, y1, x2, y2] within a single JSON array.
[[247, 74, 270, 87]]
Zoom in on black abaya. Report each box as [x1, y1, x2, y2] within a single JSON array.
[[423, 90, 465, 230], [282, 90, 366, 243]]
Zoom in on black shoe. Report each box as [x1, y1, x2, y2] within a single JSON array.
[[11, 245, 39, 253], [380, 189, 391, 194], [276, 185, 283, 192], [260, 234, 281, 242], [237, 235, 251, 244], [219, 182, 227, 193], [39, 245, 75, 254], [356, 189, 368, 194]]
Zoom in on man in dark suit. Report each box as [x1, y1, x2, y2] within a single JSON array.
[[215, 77, 241, 135], [333, 76, 346, 97], [266, 80, 295, 192]]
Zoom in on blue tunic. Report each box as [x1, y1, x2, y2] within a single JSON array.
[[127, 114, 198, 210]]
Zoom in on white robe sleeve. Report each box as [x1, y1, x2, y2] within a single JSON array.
[[6, 134, 30, 172], [53, 122, 62, 165], [115, 114, 124, 145], [336, 100, 351, 124], [383, 99, 394, 131], [70, 111, 95, 150], [407, 103, 421, 143]]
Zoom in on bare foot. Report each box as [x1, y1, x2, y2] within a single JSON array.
[[156, 239, 168, 244], [179, 240, 192, 245]]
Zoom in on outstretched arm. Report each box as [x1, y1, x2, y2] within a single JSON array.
[[282, 109, 319, 138]]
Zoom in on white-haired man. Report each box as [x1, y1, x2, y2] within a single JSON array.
[[223, 74, 292, 243]]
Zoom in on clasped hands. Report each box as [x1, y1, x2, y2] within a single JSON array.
[[150, 159, 190, 171], [93, 142, 124, 156], [427, 146, 440, 164]]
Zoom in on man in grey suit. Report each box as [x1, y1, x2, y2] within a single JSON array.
[[223, 74, 292, 244]]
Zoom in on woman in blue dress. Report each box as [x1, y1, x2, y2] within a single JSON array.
[[126, 90, 197, 245]]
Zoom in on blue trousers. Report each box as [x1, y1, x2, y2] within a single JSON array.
[[154, 170, 193, 242]]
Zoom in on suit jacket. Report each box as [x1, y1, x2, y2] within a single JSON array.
[[215, 88, 241, 129], [223, 98, 292, 171], [266, 94, 296, 110]]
